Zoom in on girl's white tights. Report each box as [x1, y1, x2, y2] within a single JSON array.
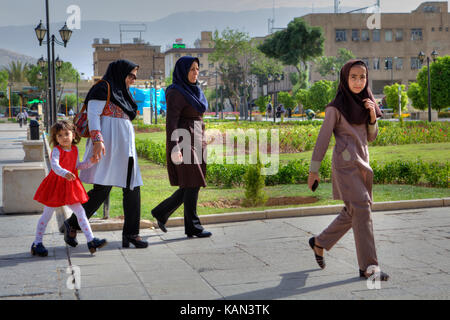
[[34, 203, 94, 245]]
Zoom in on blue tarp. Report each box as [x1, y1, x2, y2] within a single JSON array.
[[129, 87, 166, 115]]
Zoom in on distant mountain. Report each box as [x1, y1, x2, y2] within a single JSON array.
[[0, 6, 355, 78], [0, 49, 37, 68]]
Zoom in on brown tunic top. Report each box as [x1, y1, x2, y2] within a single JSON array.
[[310, 106, 378, 202], [166, 88, 207, 188]]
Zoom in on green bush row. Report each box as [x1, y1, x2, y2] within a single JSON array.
[[136, 139, 166, 166], [207, 159, 448, 189], [136, 138, 448, 188]]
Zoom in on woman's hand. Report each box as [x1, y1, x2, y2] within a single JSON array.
[[65, 172, 76, 181], [308, 172, 320, 191], [363, 98, 377, 124], [92, 141, 105, 162], [171, 151, 183, 164]]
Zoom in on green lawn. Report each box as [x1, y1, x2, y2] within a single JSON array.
[[279, 142, 450, 164], [76, 133, 449, 220]]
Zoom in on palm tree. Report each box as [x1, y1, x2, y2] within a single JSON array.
[[2, 61, 29, 82]]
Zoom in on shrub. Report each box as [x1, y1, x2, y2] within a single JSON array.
[[243, 160, 267, 207]]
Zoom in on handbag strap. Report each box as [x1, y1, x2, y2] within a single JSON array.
[[80, 79, 111, 112]]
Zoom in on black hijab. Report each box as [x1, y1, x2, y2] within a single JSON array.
[[327, 59, 382, 125], [166, 56, 208, 113], [85, 59, 139, 120]]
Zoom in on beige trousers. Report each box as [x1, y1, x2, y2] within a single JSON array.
[[316, 201, 378, 271]]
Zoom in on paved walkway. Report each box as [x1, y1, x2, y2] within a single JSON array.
[[0, 122, 449, 301]]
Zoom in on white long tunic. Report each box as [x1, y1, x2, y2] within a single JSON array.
[[79, 100, 143, 189]]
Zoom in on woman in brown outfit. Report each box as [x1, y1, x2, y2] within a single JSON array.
[[307, 59, 389, 281], [151, 56, 211, 238]]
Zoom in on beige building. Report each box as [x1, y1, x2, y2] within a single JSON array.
[[92, 38, 165, 81], [164, 31, 220, 88], [302, 1, 450, 94]]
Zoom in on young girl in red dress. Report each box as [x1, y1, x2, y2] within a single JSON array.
[[32, 121, 107, 256]]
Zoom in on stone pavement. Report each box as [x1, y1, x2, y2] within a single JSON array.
[[0, 122, 449, 300], [0, 206, 449, 300]]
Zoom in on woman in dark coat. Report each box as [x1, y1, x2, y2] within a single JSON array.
[[151, 56, 211, 238]]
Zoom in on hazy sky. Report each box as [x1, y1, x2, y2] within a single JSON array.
[[0, 0, 443, 26]]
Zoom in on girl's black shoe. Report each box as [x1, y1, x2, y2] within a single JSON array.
[[122, 235, 148, 248], [31, 243, 48, 257], [87, 238, 107, 254]]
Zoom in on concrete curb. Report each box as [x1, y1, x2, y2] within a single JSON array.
[[85, 197, 449, 232]]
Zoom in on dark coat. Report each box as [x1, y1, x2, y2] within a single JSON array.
[[166, 88, 207, 188]]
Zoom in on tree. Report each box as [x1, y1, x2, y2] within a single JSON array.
[[254, 95, 270, 113], [315, 48, 355, 77], [407, 82, 426, 111], [210, 29, 261, 114], [295, 89, 311, 110], [258, 17, 324, 88], [0, 70, 8, 93], [278, 91, 296, 112], [2, 61, 29, 82], [27, 61, 79, 91], [383, 83, 408, 112], [308, 80, 335, 112], [416, 55, 450, 112]]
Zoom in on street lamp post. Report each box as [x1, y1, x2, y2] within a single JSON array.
[[34, 1, 72, 128], [418, 50, 438, 122], [7, 83, 13, 118], [268, 73, 282, 123]]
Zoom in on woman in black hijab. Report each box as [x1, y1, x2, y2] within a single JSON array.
[[307, 60, 389, 281], [151, 56, 212, 238], [61, 59, 148, 249]]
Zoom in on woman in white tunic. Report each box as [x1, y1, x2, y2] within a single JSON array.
[[61, 60, 148, 249]]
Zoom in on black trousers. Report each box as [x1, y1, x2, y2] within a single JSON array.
[[151, 187, 204, 235], [67, 157, 141, 236]]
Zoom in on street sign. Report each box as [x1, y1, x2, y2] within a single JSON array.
[[173, 43, 186, 49]]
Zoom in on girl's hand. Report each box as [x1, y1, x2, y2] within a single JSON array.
[[90, 156, 99, 164], [92, 141, 106, 162], [363, 98, 377, 123], [65, 172, 76, 181], [308, 172, 320, 191]]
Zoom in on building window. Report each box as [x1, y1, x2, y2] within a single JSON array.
[[361, 29, 370, 41], [373, 58, 380, 70], [411, 28, 423, 40], [175, 53, 181, 58], [411, 57, 422, 70], [396, 58, 403, 70], [352, 29, 359, 41], [197, 53, 203, 57], [384, 57, 393, 70], [431, 27, 435, 32], [372, 29, 380, 42], [335, 29, 347, 42], [385, 29, 393, 42], [439, 26, 443, 32], [361, 58, 369, 69], [209, 63, 214, 68], [395, 29, 403, 41]]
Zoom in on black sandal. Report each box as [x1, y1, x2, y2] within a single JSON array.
[[309, 237, 326, 269], [359, 269, 390, 281]]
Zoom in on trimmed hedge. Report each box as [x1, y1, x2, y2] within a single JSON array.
[[136, 138, 448, 188]]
